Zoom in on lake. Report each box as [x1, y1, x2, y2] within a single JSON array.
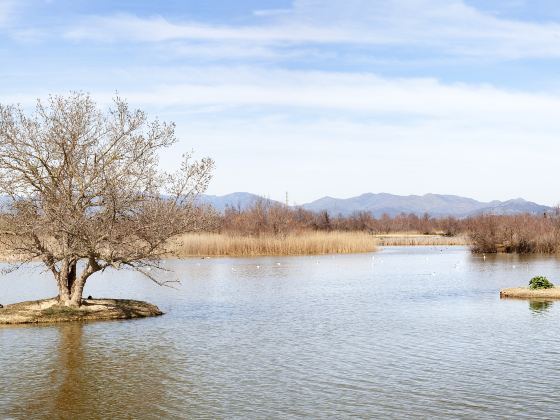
[[2, 246, 560, 418]]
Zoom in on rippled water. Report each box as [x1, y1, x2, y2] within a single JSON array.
[[2, 246, 560, 418]]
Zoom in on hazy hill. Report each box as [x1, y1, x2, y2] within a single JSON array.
[[0, 192, 550, 218], [202, 192, 552, 217], [301, 193, 551, 217]]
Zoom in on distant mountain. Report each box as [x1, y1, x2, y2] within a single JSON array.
[[479, 198, 552, 216], [199, 192, 279, 212], [200, 191, 552, 217], [0, 191, 551, 218], [301, 193, 552, 218]]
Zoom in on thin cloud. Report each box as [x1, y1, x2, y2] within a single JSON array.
[[109, 67, 560, 128], [63, 0, 560, 59]]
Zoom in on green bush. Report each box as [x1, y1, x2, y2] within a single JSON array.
[[529, 276, 554, 290]]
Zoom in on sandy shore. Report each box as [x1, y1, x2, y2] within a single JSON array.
[[0, 298, 163, 325], [500, 287, 560, 299]]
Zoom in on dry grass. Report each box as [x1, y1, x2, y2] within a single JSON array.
[[500, 287, 560, 299], [373, 234, 469, 246], [167, 231, 377, 257]]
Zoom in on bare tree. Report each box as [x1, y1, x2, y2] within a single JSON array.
[[0, 93, 214, 307]]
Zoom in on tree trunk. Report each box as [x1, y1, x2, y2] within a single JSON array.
[[57, 261, 72, 305], [68, 276, 87, 307], [57, 283, 72, 305], [58, 281, 86, 308], [57, 260, 98, 307], [57, 261, 84, 307]]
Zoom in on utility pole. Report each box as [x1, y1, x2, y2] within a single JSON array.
[[285, 191, 289, 206]]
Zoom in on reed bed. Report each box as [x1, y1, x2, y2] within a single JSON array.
[[167, 231, 377, 257], [374, 234, 469, 246]]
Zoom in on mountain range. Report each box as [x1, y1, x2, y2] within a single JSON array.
[[201, 192, 553, 218]]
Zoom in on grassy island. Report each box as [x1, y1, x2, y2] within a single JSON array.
[[500, 288, 560, 299], [0, 298, 163, 325], [500, 276, 560, 299]]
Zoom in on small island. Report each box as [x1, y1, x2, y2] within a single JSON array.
[[500, 276, 560, 299], [0, 298, 163, 325]]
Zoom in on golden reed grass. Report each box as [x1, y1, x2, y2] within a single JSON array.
[[374, 234, 469, 246], [167, 231, 377, 257]]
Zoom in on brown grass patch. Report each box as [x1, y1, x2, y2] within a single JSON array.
[[167, 231, 377, 257]]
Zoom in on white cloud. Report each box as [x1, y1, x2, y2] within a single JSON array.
[[98, 67, 560, 133], [64, 0, 560, 59]]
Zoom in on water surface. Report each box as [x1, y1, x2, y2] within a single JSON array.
[[2, 247, 560, 418]]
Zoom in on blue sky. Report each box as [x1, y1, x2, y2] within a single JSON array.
[[1, 0, 560, 205]]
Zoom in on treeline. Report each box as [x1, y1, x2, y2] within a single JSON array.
[[215, 200, 461, 236], [203, 200, 560, 254], [467, 213, 560, 254]]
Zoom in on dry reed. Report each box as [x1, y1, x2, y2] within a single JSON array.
[[167, 231, 377, 257], [374, 234, 469, 246]]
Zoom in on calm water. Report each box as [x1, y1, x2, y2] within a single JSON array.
[[2, 246, 560, 419]]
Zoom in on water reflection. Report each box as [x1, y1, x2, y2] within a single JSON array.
[[529, 300, 554, 314], [52, 324, 86, 415], [13, 324, 87, 417], [8, 321, 175, 419]]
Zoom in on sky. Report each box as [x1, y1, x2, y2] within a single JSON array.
[[1, 0, 560, 205]]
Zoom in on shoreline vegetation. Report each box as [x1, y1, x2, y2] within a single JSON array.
[[167, 231, 377, 257], [1, 197, 558, 260], [188, 200, 559, 256], [166, 232, 468, 257], [0, 298, 163, 325]]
